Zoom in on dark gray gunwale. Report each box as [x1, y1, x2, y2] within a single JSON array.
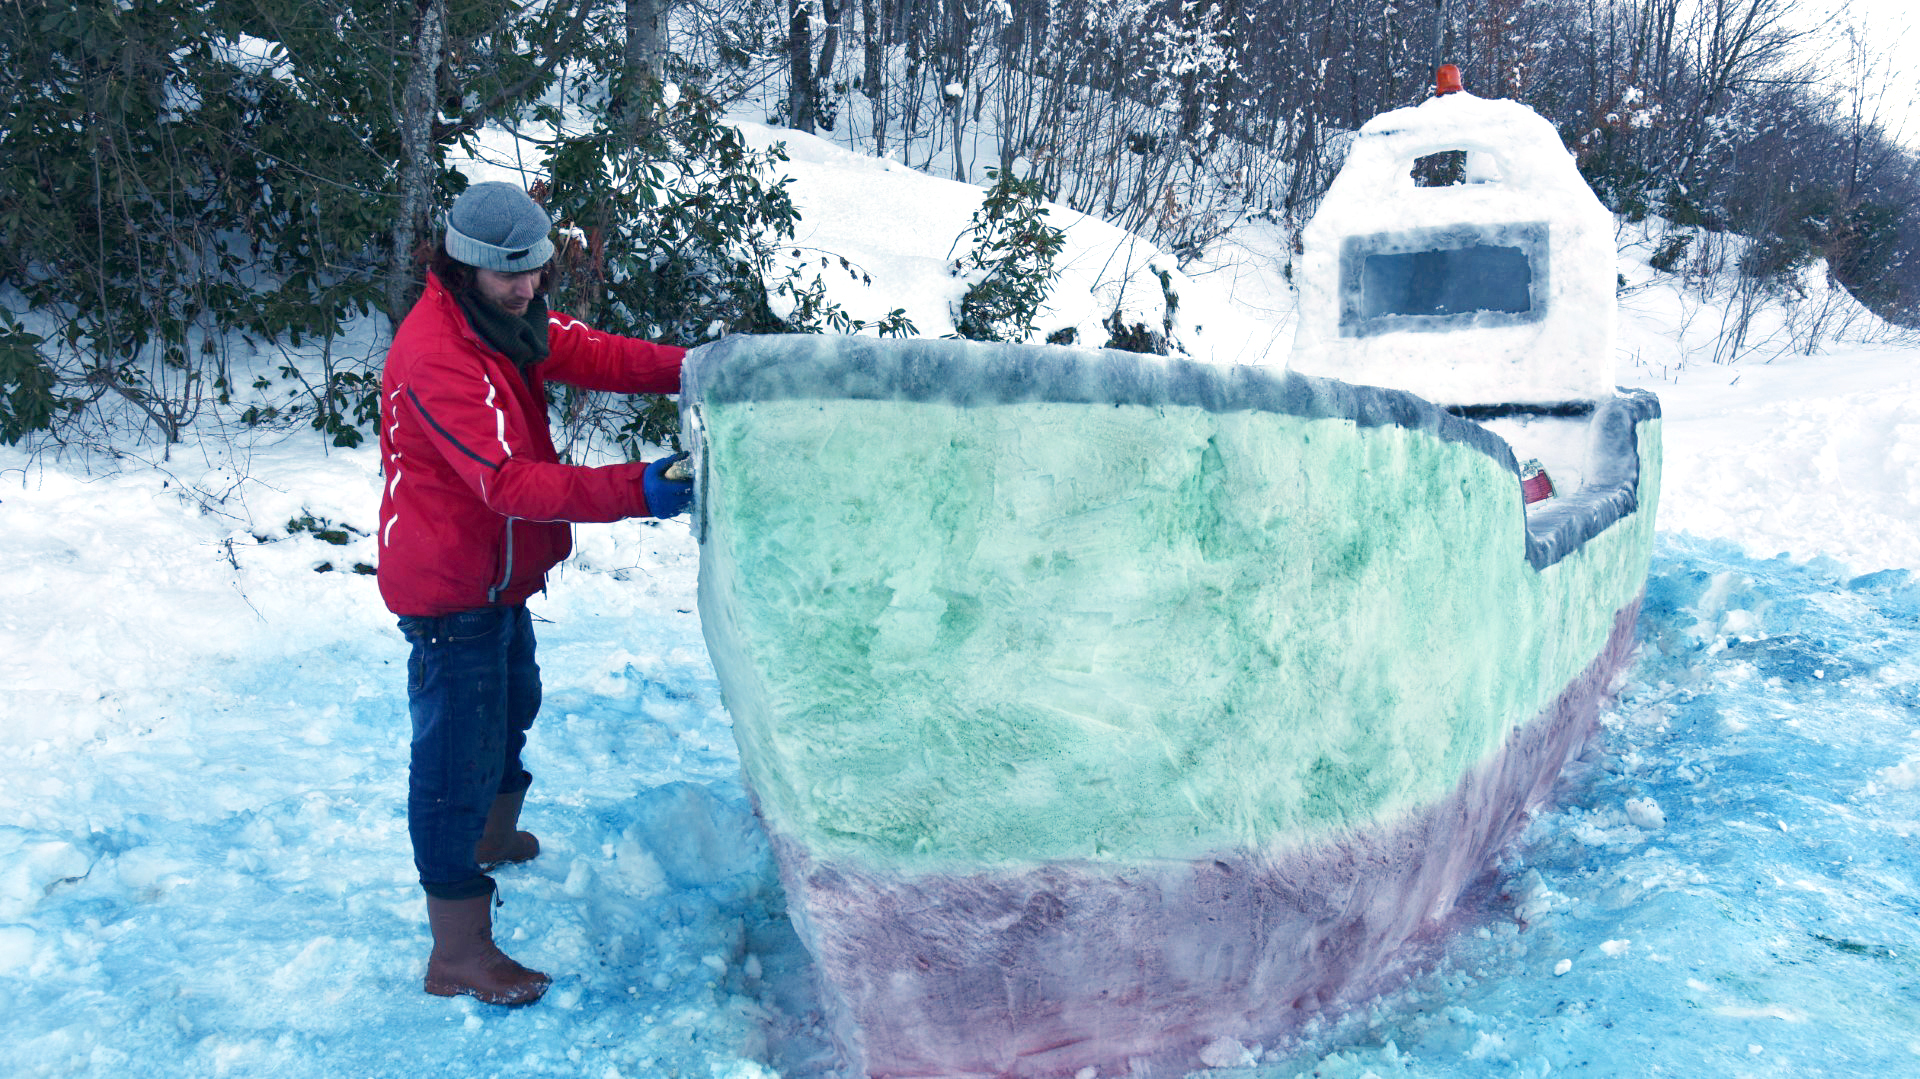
[[682, 335, 1659, 571]]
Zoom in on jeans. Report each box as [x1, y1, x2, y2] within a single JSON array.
[[397, 605, 540, 900]]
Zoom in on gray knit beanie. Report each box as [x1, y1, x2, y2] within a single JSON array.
[[444, 181, 554, 271]]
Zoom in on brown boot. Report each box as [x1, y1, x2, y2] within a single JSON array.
[[474, 788, 540, 869], [424, 893, 551, 1005]]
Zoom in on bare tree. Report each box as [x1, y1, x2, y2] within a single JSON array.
[[789, 0, 818, 130], [783, 0, 846, 133], [1670, 0, 1810, 191]]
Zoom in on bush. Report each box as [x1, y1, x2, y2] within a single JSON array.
[[950, 169, 1066, 343], [1662, 188, 1714, 230], [542, 78, 913, 453], [1575, 143, 1654, 223], [1737, 237, 1810, 287], [0, 1, 409, 445], [1649, 234, 1692, 274], [1824, 201, 1903, 314], [0, 318, 69, 445]]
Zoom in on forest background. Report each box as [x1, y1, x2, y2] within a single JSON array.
[[3, 0, 1917, 457]]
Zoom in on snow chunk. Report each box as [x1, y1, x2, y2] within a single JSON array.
[[0, 925, 36, 974], [1625, 797, 1666, 830], [0, 836, 92, 920], [1198, 1036, 1254, 1068], [1466, 1030, 1510, 1061], [1513, 868, 1570, 926], [1879, 757, 1920, 790]]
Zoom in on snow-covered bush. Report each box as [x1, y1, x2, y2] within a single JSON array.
[[949, 168, 1066, 343]]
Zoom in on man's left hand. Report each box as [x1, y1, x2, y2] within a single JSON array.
[[643, 452, 694, 519]]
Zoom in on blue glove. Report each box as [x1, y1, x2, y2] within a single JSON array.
[[643, 452, 694, 519]]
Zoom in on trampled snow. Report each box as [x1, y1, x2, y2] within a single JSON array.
[[3, 118, 1919, 1078]]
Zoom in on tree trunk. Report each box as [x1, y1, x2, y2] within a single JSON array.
[[816, 0, 842, 130], [789, 0, 816, 132], [862, 0, 885, 154], [387, 0, 447, 326], [1209, 0, 1244, 148], [946, 0, 971, 180], [862, 0, 882, 93], [627, 0, 670, 85]]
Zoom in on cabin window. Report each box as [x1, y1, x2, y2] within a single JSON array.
[[1411, 150, 1466, 187], [1337, 222, 1551, 338]]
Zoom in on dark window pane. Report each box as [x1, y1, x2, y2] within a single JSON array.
[[1361, 244, 1533, 319]]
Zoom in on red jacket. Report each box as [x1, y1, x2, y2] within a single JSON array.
[[377, 272, 687, 616]]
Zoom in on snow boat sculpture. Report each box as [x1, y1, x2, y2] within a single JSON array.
[[682, 84, 1659, 1079]]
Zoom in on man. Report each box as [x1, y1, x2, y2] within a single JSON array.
[[377, 180, 692, 1005]]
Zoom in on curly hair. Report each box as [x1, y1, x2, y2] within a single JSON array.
[[417, 238, 553, 294]]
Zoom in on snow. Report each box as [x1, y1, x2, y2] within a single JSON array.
[[1288, 534, 1920, 1076], [731, 120, 1193, 358], [3, 118, 1919, 1079]]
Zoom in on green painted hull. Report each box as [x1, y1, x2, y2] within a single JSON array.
[[683, 334, 1660, 1076]]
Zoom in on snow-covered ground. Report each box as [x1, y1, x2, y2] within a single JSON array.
[[2, 123, 1918, 1078]]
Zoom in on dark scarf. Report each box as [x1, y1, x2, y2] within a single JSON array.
[[455, 288, 551, 368]]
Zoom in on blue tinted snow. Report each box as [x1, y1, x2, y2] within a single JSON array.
[[6, 539, 1916, 1078]]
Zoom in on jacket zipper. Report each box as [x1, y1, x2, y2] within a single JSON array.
[[489, 518, 516, 604], [446, 281, 534, 608]]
